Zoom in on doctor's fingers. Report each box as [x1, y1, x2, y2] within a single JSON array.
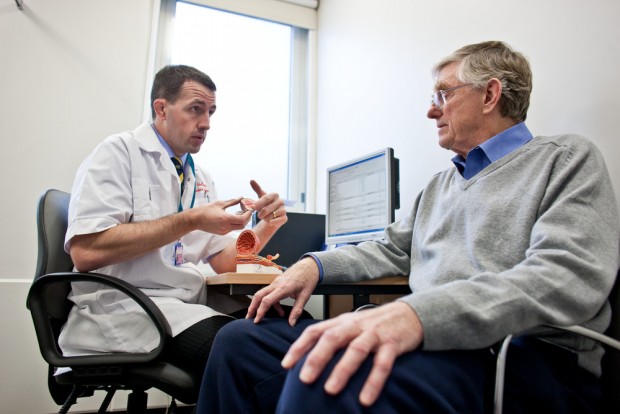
[[226, 210, 252, 230], [250, 180, 266, 198], [197, 208, 250, 235], [219, 197, 244, 209], [254, 193, 285, 218], [236, 210, 253, 227]]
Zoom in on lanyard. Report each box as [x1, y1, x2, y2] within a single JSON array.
[[178, 154, 196, 212]]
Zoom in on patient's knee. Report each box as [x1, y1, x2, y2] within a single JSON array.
[[213, 318, 255, 346]]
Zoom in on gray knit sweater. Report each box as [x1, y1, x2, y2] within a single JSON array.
[[314, 134, 620, 377]]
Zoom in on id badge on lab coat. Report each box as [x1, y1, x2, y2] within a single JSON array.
[[166, 241, 184, 266], [174, 242, 183, 265]]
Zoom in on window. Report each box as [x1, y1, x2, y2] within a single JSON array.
[[152, 0, 314, 211]]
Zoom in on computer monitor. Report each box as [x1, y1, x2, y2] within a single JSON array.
[[253, 212, 326, 268], [325, 147, 400, 246]]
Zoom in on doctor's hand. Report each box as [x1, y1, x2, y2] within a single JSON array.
[[248, 179, 287, 228], [190, 197, 252, 235], [246, 257, 319, 325], [281, 301, 424, 407]]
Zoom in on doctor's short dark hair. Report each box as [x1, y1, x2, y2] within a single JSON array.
[[150, 65, 217, 119]]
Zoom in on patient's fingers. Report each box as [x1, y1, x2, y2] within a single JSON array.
[[358, 346, 397, 406]]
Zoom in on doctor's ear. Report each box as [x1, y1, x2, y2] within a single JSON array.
[[153, 99, 167, 120]]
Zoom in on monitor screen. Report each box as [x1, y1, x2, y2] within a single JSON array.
[[325, 147, 399, 245]]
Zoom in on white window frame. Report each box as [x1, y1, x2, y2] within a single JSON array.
[[144, 0, 318, 212]]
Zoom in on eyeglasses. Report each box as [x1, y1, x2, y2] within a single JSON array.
[[430, 83, 473, 109]]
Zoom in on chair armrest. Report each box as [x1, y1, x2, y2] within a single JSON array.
[[27, 271, 171, 368], [493, 325, 620, 414], [544, 324, 620, 352], [493, 334, 513, 414]]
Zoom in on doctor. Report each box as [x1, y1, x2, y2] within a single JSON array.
[[59, 65, 288, 379]]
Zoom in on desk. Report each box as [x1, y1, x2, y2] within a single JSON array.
[[206, 273, 411, 317]]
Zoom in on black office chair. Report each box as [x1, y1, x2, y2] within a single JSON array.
[[26, 189, 200, 414], [494, 270, 620, 414]]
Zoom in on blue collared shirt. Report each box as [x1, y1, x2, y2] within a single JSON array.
[[452, 122, 533, 179], [151, 124, 187, 165]]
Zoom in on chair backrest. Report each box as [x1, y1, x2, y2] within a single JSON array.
[[31, 189, 75, 404], [35, 189, 73, 278], [32, 189, 74, 335]]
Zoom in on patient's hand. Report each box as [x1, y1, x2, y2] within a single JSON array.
[[282, 301, 424, 407], [246, 257, 319, 325]]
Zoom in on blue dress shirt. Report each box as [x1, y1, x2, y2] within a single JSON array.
[[452, 122, 533, 179]]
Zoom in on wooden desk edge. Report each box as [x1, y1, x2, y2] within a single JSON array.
[[206, 272, 408, 286]]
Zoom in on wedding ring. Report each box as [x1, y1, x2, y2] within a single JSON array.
[[272, 211, 277, 219]]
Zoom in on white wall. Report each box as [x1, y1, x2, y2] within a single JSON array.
[[2, 0, 620, 412], [1, 0, 153, 277], [314, 0, 620, 221], [0, 0, 165, 412]]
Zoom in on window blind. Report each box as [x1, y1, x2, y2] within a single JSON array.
[[186, 0, 317, 29]]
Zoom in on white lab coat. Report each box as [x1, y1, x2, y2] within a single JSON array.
[[59, 122, 236, 355]]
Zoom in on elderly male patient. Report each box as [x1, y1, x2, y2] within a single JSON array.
[[196, 41, 620, 413]]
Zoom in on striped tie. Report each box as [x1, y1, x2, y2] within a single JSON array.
[[171, 157, 184, 193]]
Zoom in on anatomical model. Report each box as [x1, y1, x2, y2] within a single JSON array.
[[235, 229, 283, 274]]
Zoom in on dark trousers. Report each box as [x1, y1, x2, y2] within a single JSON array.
[[162, 315, 235, 379], [197, 318, 601, 414], [162, 307, 310, 380]]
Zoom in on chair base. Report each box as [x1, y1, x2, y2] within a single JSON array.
[[57, 383, 191, 414]]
